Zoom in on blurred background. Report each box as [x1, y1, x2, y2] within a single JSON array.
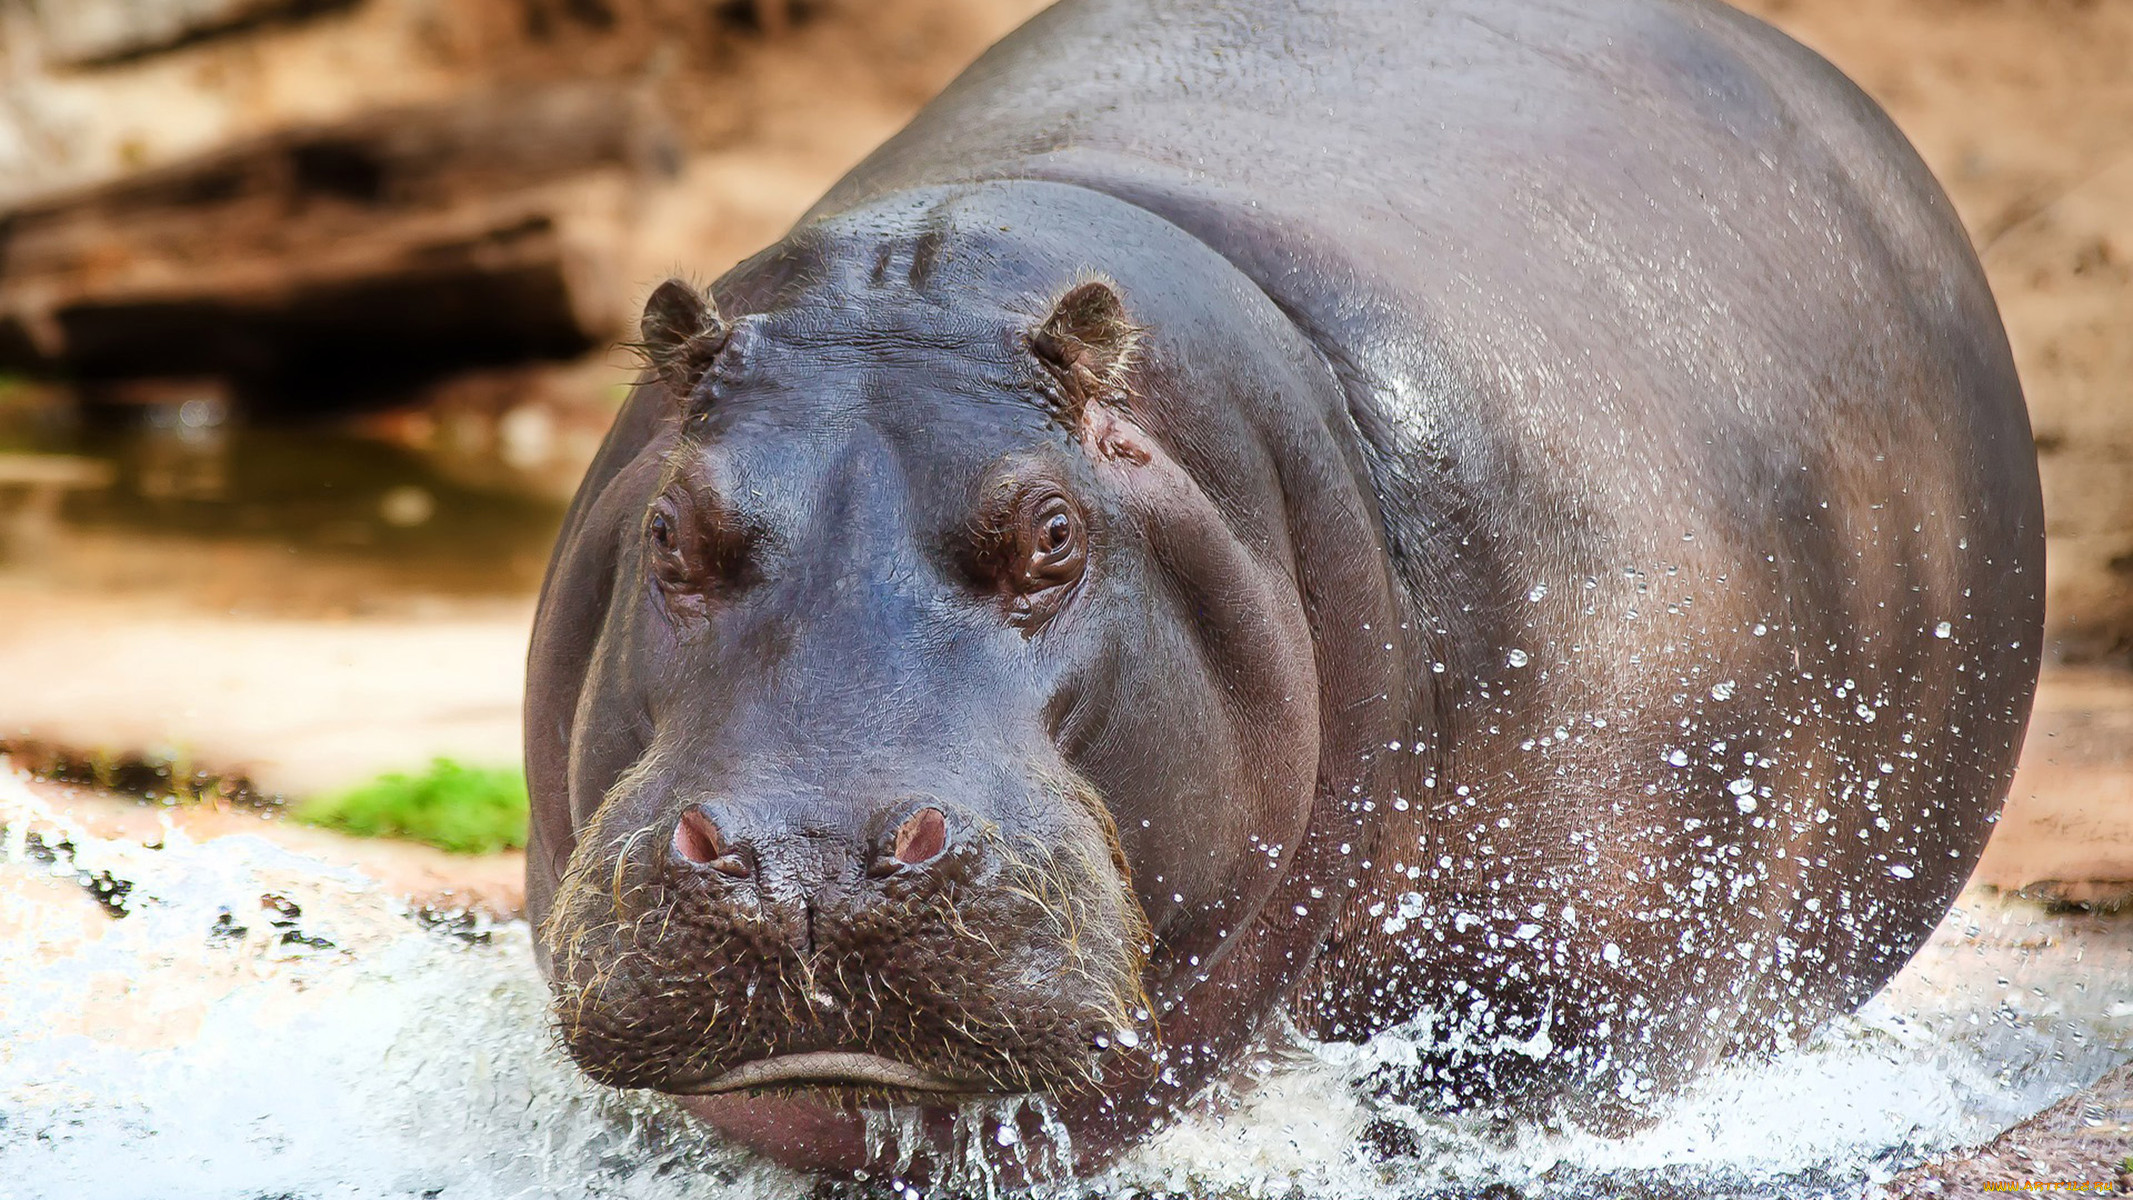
[[0, 0, 2126, 911]]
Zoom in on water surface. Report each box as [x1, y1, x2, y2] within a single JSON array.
[[2, 775, 2127, 1199]]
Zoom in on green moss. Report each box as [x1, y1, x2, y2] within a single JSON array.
[[295, 758, 528, 854]]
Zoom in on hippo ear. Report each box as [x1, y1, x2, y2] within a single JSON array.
[[637, 278, 731, 401], [1031, 280, 1142, 423]]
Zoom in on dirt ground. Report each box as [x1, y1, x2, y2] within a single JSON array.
[[1973, 666, 2133, 909], [1888, 1057, 2133, 1196]]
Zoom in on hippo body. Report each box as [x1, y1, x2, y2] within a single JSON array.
[[527, 0, 2043, 1176]]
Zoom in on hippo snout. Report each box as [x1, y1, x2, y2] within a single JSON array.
[[542, 776, 1153, 1103], [657, 801, 975, 959], [669, 802, 951, 880]]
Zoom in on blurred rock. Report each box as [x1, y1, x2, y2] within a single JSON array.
[[18, 0, 353, 66], [0, 0, 1043, 419], [0, 83, 664, 408]]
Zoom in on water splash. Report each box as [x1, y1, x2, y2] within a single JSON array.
[[2, 771, 2126, 1199], [1104, 896, 2133, 1199], [0, 776, 802, 1200]]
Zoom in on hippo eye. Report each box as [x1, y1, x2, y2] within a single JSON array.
[[645, 497, 721, 603], [1038, 510, 1073, 555], [1000, 491, 1086, 627], [1025, 496, 1084, 572]]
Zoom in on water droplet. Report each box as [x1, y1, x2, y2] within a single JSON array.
[[1934, 621, 1952, 639], [1527, 583, 1549, 602], [1667, 749, 1689, 767], [1710, 680, 1737, 701], [1506, 649, 1530, 667]]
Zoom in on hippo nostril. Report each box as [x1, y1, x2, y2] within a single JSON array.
[[891, 806, 948, 867], [673, 809, 722, 864], [673, 809, 749, 877]]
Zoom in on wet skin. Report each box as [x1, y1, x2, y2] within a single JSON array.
[[525, 0, 2045, 1178]]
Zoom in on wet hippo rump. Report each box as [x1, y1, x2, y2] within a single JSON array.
[[524, 0, 2044, 1176]]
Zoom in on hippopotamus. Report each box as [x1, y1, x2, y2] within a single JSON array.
[[524, 0, 2044, 1178]]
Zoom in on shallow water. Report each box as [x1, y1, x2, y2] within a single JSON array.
[[2, 772, 2128, 1200], [0, 395, 566, 602]]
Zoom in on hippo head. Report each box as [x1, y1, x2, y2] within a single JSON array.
[[524, 183, 1409, 1171]]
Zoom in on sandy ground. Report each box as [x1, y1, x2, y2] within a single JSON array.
[[1888, 1062, 2133, 1196], [0, 584, 531, 801], [3, 575, 2126, 917], [1974, 667, 2133, 909]]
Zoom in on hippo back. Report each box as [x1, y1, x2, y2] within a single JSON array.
[[809, 0, 2044, 1105]]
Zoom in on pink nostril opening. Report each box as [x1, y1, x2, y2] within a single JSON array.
[[673, 809, 725, 866], [892, 807, 948, 866]]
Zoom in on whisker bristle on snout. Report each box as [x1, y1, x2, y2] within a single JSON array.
[[539, 783, 1153, 1109]]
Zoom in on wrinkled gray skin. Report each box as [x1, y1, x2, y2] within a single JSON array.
[[526, 0, 2043, 1178]]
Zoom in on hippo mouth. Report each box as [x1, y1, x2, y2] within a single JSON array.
[[686, 1051, 985, 1095]]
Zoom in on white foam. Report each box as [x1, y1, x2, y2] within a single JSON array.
[[3, 772, 2126, 1199]]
